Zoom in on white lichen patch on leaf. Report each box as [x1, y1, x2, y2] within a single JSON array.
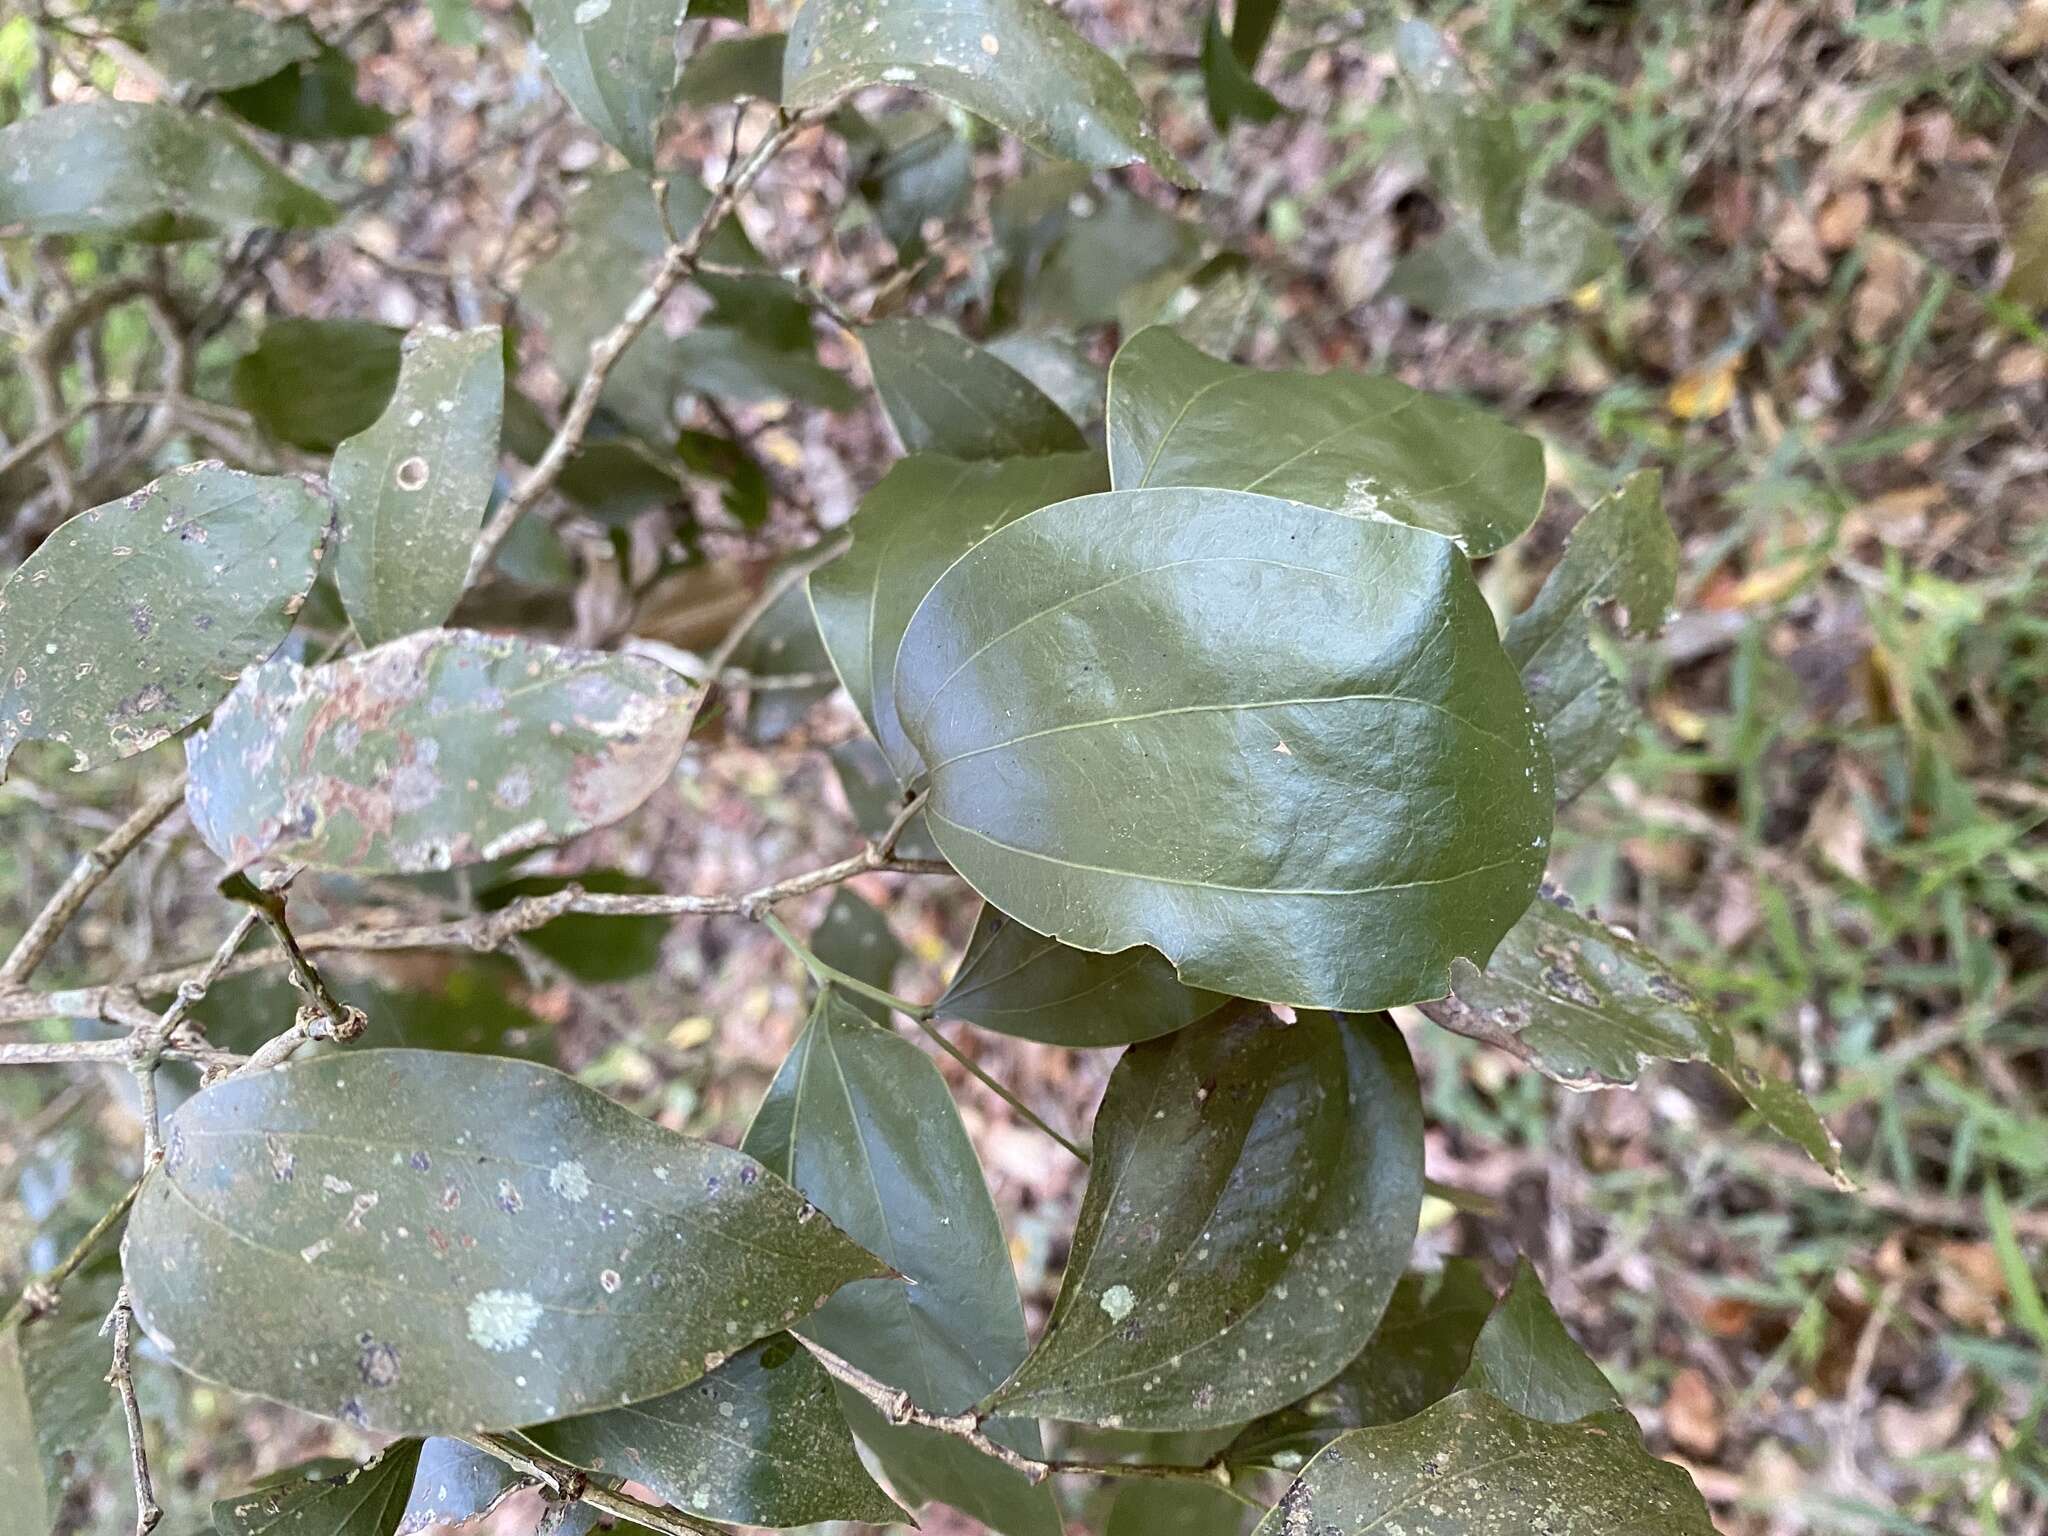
[[467, 1289, 544, 1352], [548, 1159, 592, 1202]]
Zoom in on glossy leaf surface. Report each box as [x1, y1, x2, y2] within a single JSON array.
[[864, 319, 1086, 460], [1253, 1390, 1717, 1536], [0, 101, 334, 241], [936, 902, 1222, 1047], [1504, 472, 1675, 802], [1106, 326, 1542, 556], [184, 629, 694, 874], [530, 0, 684, 167], [142, 7, 321, 90], [0, 463, 330, 776], [784, 0, 1189, 184], [809, 449, 1106, 780], [1457, 1258, 1618, 1423], [745, 989, 1062, 1536], [1226, 1259, 1494, 1470], [531, 1334, 904, 1527], [989, 1007, 1424, 1429], [894, 487, 1553, 1012], [125, 1050, 888, 1433], [1428, 886, 1842, 1176], [331, 324, 504, 647]]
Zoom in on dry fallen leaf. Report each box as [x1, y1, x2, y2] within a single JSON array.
[[1665, 1366, 1725, 1457], [1668, 352, 1743, 420]]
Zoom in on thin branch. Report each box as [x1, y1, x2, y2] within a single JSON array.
[[0, 1177, 141, 1332], [221, 870, 360, 1035], [463, 1432, 727, 1536], [129, 904, 266, 1160], [103, 1287, 161, 1536], [465, 100, 844, 586], [911, 1015, 1090, 1166], [674, 537, 850, 751], [0, 775, 186, 987]]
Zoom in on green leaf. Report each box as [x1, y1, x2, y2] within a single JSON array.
[[141, 6, 321, 91], [214, 1442, 424, 1536], [1226, 1259, 1495, 1471], [673, 429, 769, 528], [0, 1257, 120, 1531], [1394, 21, 1524, 255], [852, 109, 973, 256], [1200, 4, 1283, 130], [529, 0, 684, 167], [221, 43, 398, 140], [0, 101, 335, 241], [1505, 472, 1675, 802], [1385, 196, 1617, 319], [232, 318, 404, 452], [988, 1007, 1424, 1429], [0, 463, 331, 776], [678, 32, 786, 106], [984, 334, 1106, 429], [1105, 326, 1542, 556], [125, 1049, 889, 1434], [784, 0, 1190, 184], [183, 629, 695, 875], [1423, 885, 1844, 1178], [728, 571, 836, 746], [477, 872, 668, 983], [744, 989, 1063, 1536], [1457, 1258, 1618, 1423], [935, 902, 1223, 1047], [825, 736, 943, 862], [809, 450, 1107, 782], [531, 1333, 906, 1527], [400, 1438, 523, 1530], [863, 318, 1088, 460], [893, 487, 1554, 1012], [331, 324, 505, 647], [173, 961, 554, 1060], [809, 889, 904, 1020], [1108, 1480, 1245, 1536], [1254, 1390, 1716, 1536], [1022, 191, 1202, 331]]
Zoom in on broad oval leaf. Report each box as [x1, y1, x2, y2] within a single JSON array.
[[0, 101, 335, 241], [784, 0, 1189, 184], [809, 449, 1107, 781], [214, 1443, 424, 1536], [1254, 1390, 1717, 1536], [233, 318, 404, 451], [142, 6, 322, 91], [1394, 21, 1524, 255], [220, 43, 399, 141], [530, 0, 684, 168], [184, 629, 695, 874], [1226, 1259, 1495, 1472], [1505, 471, 1675, 802], [679, 32, 787, 106], [1385, 195, 1618, 319], [863, 319, 1087, 460], [0, 463, 331, 776], [1456, 1258, 1618, 1424], [810, 888, 905, 1021], [531, 1334, 906, 1527], [1105, 326, 1543, 556], [893, 487, 1554, 1012], [124, 1049, 889, 1433], [935, 902, 1223, 1047], [987, 1006, 1425, 1430], [332, 324, 504, 647], [744, 989, 1063, 1536], [1421, 885, 1844, 1178]]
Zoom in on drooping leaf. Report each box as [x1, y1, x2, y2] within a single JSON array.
[[863, 318, 1088, 460], [1254, 1390, 1717, 1536], [988, 1006, 1424, 1430], [1423, 886, 1844, 1178], [221, 44, 398, 140], [825, 736, 943, 863], [331, 324, 504, 648], [0, 463, 331, 776], [728, 570, 836, 746], [1394, 21, 1525, 255], [1226, 1259, 1496, 1471], [214, 1442, 425, 1536], [1022, 191, 1203, 331], [1385, 196, 1617, 318], [783, 0, 1189, 184], [232, 318, 404, 452], [1105, 326, 1542, 556], [852, 108, 973, 257], [1200, 3, 1283, 130], [529, 0, 685, 167], [531, 1333, 906, 1528], [1457, 1258, 1618, 1423], [678, 32, 787, 105], [935, 902, 1222, 1047], [477, 871, 668, 983], [184, 629, 695, 875], [893, 487, 1554, 1012], [744, 989, 1063, 1536], [141, 6, 322, 90], [808, 450, 1107, 781], [809, 888, 904, 1020], [0, 101, 335, 241], [1504, 472, 1675, 802], [0, 1256, 120, 1531], [125, 1049, 889, 1434]]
